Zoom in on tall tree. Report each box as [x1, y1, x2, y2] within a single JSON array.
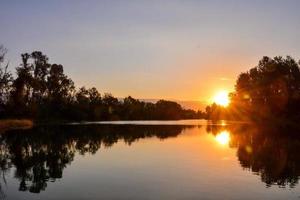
[[47, 64, 74, 103], [30, 51, 50, 104], [0, 46, 12, 116], [10, 53, 32, 115], [232, 56, 300, 120]]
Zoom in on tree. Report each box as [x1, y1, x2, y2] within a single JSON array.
[[45, 64, 75, 118], [231, 56, 300, 120], [87, 87, 102, 119], [101, 93, 120, 120], [30, 51, 50, 104], [47, 64, 74, 102], [0, 46, 12, 116], [10, 53, 33, 116], [2, 49, 204, 120], [155, 100, 183, 120]]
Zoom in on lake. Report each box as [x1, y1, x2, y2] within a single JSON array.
[[0, 120, 300, 199]]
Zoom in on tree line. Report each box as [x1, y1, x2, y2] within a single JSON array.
[[0, 46, 205, 121], [206, 56, 300, 122]]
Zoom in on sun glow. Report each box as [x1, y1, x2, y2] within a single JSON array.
[[213, 90, 230, 107], [215, 131, 231, 146]]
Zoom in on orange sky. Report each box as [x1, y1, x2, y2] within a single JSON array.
[[1, 1, 300, 103]]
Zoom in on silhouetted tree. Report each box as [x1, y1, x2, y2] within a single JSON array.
[[9, 53, 32, 116], [207, 56, 300, 121], [205, 103, 229, 120], [30, 51, 50, 105], [0, 47, 204, 121], [231, 56, 300, 121], [0, 46, 12, 117]]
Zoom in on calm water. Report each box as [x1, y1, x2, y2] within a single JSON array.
[[0, 120, 300, 199]]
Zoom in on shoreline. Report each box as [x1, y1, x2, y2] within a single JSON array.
[[0, 119, 33, 133]]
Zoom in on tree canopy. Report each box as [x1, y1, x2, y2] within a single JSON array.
[[0, 48, 204, 121], [206, 56, 300, 122]]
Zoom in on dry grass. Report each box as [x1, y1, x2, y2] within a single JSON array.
[[0, 119, 33, 133]]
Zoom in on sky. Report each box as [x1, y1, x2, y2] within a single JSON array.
[[1, 0, 300, 103]]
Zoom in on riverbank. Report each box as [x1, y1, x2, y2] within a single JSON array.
[[0, 119, 33, 133]]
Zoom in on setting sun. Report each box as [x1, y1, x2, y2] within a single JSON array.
[[213, 90, 230, 107]]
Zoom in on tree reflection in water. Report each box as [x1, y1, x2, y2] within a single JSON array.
[[0, 125, 191, 194], [0, 123, 300, 196], [207, 124, 300, 188]]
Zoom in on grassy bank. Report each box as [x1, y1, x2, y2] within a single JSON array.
[[0, 119, 33, 133]]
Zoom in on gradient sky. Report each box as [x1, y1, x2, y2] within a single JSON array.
[[1, 0, 300, 103]]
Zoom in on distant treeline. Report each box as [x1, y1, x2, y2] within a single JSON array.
[[0, 46, 205, 121], [206, 56, 300, 122]]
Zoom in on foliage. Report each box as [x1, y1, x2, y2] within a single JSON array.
[[0, 47, 204, 120], [207, 56, 300, 121], [233, 56, 300, 120], [0, 46, 12, 114]]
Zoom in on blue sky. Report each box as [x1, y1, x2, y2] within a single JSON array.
[[1, 0, 300, 101]]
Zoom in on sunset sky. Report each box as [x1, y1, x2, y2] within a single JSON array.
[[1, 0, 300, 103]]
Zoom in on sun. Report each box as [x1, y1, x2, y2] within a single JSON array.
[[213, 90, 230, 107]]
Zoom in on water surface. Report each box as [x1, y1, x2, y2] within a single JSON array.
[[0, 120, 299, 199]]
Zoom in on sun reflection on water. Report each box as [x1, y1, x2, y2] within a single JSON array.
[[215, 130, 230, 146]]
